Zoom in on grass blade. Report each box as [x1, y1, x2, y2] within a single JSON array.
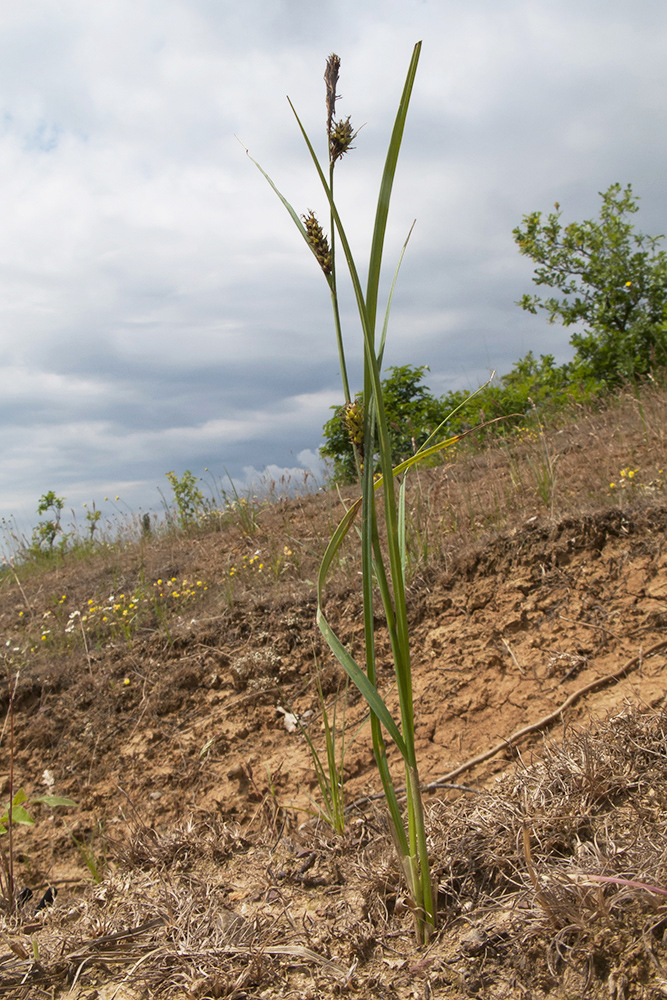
[[366, 42, 422, 339]]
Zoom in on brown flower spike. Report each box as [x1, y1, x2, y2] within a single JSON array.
[[324, 53, 356, 164], [324, 53, 340, 138], [302, 210, 332, 275]]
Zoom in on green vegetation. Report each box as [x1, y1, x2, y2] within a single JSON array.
[[31, 491, 66, 553], [0, 470, 272, 573], [322, 184, 667, 484], [1, 788, 76, 911], [165, 470, 207, 530], [515, 183, 667, 385], [0, 788, 76, 837], [299, 663, 350, 836]]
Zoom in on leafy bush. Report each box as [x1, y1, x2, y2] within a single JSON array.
[[514, 183, 667, 385], [165, 470, 207, 529], [320, 355, 601, 483]]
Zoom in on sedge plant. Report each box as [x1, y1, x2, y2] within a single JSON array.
[[244, 43, 472, 943]]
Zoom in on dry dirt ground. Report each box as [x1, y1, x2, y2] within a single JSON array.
[[3, 405, 667, 998]]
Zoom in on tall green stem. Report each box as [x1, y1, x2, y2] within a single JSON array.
[[328, 162, 351, 405]]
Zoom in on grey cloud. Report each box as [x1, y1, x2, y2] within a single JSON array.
[[2, 1, 667, 522]]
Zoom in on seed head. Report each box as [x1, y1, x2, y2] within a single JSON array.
[[344, 400, 364, 447], [302, 210, 332, 275], [329, 115, 355, 164]]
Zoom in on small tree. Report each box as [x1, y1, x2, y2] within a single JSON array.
[[514, 183, 667, 385], [32, 491, 65, 551], [165, 470, 206, 530]]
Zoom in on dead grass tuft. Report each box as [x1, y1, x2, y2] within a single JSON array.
[[428, 707, 667, 994]]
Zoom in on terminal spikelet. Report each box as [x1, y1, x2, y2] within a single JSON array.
[[324, 53, 341, 138]]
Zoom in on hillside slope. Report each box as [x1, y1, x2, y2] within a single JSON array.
[[2, 390, 667, 998]]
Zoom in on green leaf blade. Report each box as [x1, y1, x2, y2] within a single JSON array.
[[366, 41, 422, 338]]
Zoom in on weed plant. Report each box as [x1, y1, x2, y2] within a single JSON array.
[[67, 820, 108, 884], [0, 672, 76, 912], [298, 660, 351, 835], [164, 471, 208, 530]]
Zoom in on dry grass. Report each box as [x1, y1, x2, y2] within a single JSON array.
[[400, 383, 667, 580], [429, 709, 667, 995], [3, 710, 667, 997]]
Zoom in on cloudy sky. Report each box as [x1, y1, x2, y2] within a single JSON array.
[[2, 0, 667, 531]]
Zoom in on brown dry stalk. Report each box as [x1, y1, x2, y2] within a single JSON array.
[[10, 569, 33, 620], [522, 822, 559, 930], [77, 613, 94, 676], [65, 917, 166, 954]]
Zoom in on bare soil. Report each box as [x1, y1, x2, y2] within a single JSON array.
[[2, 397, 667, 998]]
